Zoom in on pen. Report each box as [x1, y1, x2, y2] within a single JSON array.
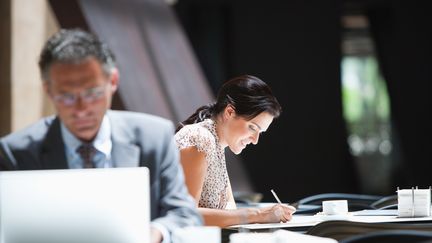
[[271, 189, 297, 219], [271, 189, 282, 204]]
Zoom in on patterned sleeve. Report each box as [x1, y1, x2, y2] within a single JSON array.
[[175, 125, 215, 156]]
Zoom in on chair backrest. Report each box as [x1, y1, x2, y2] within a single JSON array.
[[306, 220, 432, 241], [370, 195, 398, 209], [339, 230, 432, 243], [294, 193, 383, 214]]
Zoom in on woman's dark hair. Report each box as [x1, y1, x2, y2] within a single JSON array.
[[176, 75, 282, 132]]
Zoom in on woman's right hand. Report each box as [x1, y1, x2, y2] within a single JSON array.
[[254, 204, 296, 223]]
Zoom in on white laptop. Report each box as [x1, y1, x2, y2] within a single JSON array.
[[0, 167, 150, 243]]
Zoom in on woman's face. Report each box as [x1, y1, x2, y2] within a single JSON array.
[[220, 106, 274, 155]]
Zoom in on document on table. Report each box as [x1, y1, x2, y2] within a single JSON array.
[[228, 215, 320, 230], [352, 209, 398, 216]]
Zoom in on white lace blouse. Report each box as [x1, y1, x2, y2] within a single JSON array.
[[175, 119, 229, 209]]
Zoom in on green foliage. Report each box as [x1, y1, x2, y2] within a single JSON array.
[[342, 56, 390, 135]]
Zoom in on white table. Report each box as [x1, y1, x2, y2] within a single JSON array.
[[228, 210, 432, 231]]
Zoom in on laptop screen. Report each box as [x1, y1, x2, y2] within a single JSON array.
[[0, 168, 150, 243]]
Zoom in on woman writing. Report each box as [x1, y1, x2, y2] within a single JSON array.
[[175, 75, 295, 227]]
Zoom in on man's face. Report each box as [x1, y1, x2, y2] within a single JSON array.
[[45, 57, 118, 142]]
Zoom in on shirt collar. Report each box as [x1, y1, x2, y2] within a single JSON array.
[[60, 115, 112, 157]]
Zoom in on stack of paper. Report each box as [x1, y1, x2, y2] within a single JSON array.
[[398, 188, 431, 217]]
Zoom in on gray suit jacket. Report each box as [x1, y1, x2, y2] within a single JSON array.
[[0, 110, 202, 234]]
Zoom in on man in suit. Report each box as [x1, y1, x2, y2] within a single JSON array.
[[0, 28, 202, 243]]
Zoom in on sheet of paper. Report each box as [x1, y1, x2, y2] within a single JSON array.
[[352, 209, 398, 216]]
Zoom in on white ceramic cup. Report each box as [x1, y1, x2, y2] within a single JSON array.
[[322, 200, 348, 215]]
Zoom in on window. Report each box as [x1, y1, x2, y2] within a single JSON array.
[[341, 14, 393, 194]]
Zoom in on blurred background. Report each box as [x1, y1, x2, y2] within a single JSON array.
[[1, 0, 431, 203]]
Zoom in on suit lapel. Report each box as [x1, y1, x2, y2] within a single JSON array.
[[41, 117, 68, 169], [109, 111, 140, 167]]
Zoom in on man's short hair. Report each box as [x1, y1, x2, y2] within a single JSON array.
[[38, 28, 116, 82]]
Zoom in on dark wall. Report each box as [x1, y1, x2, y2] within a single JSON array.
[[176, 0, 432, 200], [176, 0, 359, 202], [367, 0, 432, 188]]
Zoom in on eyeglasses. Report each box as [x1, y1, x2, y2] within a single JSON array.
[[51, 84, 109, 106]]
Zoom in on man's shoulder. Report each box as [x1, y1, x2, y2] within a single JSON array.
[[108, 110, 169, 121], [0, 116, 56, 149]]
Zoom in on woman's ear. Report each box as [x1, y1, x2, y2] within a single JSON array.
[[223, 105, 236, 120]]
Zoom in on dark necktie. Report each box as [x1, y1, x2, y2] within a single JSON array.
[[76, 143, 97, 168]]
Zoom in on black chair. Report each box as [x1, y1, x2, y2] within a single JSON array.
[[293, 193, 383, 214], [339, 230, 432, 243], [369, 194, 398, 209], [306, 220, 432, 241]]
